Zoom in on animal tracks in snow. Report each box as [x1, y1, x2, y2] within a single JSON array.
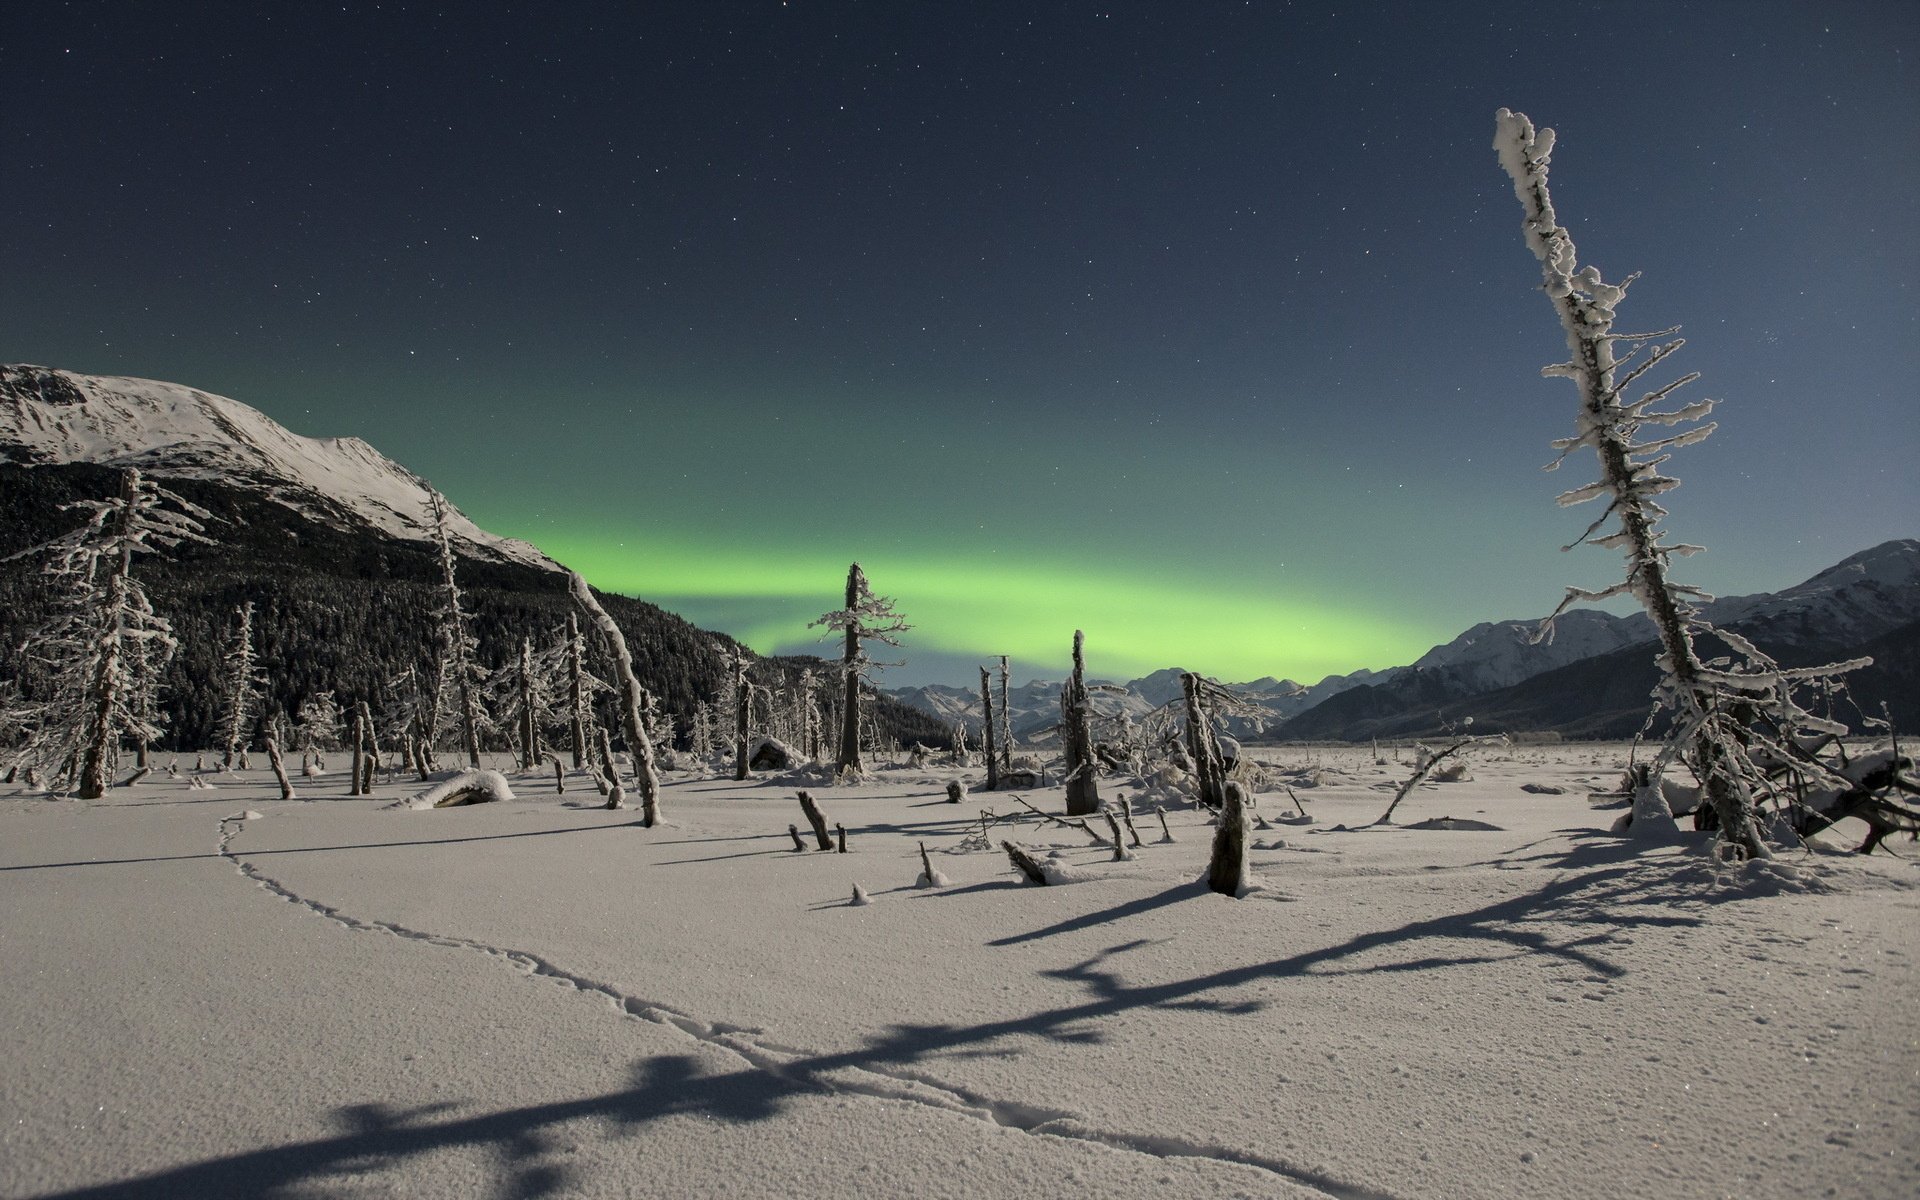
[[214, 814, 1395, 1200]]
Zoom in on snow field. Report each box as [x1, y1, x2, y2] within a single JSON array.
[[3, 743, 1916, 1198]]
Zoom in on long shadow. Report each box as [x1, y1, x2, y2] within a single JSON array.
[[987, 880, 1205, 947], [33, 859, 1702, 1200], [35, 1054, 793, 1200]]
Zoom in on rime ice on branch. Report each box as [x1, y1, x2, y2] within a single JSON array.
[[1493, 108, 1867, 859]]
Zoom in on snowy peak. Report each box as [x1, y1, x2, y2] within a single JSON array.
[[1699, 539, 1920, 643], [1405, 607, 1649, 695], [0, 364, 557, 571]]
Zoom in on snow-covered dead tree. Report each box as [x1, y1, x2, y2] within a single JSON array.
[[998, 655, 1014, 772], [428, 490, 486, 768], [1181, 672, 1228, 810], [568, 571, 661, 825], [809, 562, 910, 774], [797, 667, 821, 762], [978, 666, 1000, 791], [520, 639, 543, 768], [1061, 630, 1101, 816], [564, 612, 589, 769], [731, 647, 752, 781], [1494, 109, 1867, 859], [295, 690, 343, 757], [689, 701, 714, 760], [215, 601, 264, 769], [3, 469, 208, 798]]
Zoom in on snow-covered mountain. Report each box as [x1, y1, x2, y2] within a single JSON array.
[[889, 665, 1376, 743], [0, 364, 556, 571], [888, 540, 1919, 743], [1398, 607, 1648, 696], [1697, 539, 1920, 645]]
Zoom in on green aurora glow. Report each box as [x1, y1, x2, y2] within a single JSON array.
[[529, 532, 1434, 685]]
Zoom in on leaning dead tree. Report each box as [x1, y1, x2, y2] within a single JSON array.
[[1495, 108, 1867, 859], [568, 571, 662, 825], [1061, 630, 1101, 816], [810, 562, 910, 774]]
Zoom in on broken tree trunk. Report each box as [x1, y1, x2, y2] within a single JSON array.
[[1062, 629, 1100, 816], [349, 711, 366, 797], [1207, 781, 1251, 897], [797, 790, 833, 850], [1002, 841, 1049, 885], [265, 735, 295, 801], [979, 666, 1000, 792]]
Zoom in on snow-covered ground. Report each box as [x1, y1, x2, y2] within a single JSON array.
[[3, 745, 1915, 1199]]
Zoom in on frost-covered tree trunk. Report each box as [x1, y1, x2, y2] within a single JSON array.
[[1062, 630, 1100, 816], [569, 572, 660, 825], [979, 666, 1000, 792], [1492, 109, 1864, 859], [349, 709, 366, 797], [429, 492, 484, 768], [515, 637, 542, 771], [733, 649, 751, 781], [566, 612, 588, 770], [217, 601, 261, 770], [1182, 672, 1227, 810], [838, 570, 863, 772], [998, 655, 1013, 772]]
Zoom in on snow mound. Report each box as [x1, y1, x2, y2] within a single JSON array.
[[393, 769, 517, 810]]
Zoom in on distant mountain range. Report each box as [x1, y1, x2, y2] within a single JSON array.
[[887, 540, 1920, 742], [0, 364, 946, 750]]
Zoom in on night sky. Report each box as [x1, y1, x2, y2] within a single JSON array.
[[5, 2, 1915, 686]]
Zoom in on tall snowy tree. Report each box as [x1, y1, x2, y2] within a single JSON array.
[[3, 469, 209, 798], [1061, 630, 1101, 816], [1494, 109, 1865, 859], [215, 601, 265, 768], [428, 490, 486, 767], [810, 562, 910, 774]]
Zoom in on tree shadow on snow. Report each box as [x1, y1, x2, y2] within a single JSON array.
[[37, 853, 1712, 1198]]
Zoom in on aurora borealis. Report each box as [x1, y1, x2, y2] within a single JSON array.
[[4, 2, 1915, 686]]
